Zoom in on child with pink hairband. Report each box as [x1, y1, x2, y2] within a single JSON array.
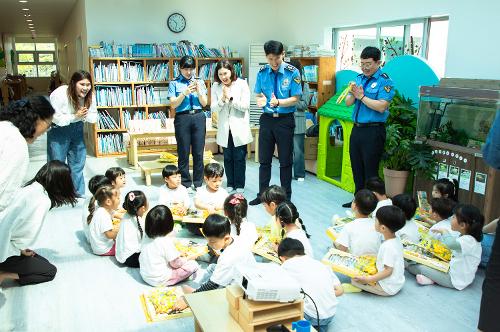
[[223, 193, 258, 249]]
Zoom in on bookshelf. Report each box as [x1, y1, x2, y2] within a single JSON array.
[[85, 56, 244, 157], [289, 56, 336, 112]]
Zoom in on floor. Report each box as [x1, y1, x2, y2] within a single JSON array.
[[0, 133, 484, 332]]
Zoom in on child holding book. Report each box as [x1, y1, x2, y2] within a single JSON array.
[[275, 201, 313, 257], [428, 198, 460, 238], [194, 163, 228, 213], [352, 206, 406, 296], [408, 204, 483, 289], [279, 238, 343, 332], [139, 205, 198, 286], [366, 177, 392, 217], [261, 185, 287, 241], [157, 164, 191, 214], [335, 189, 382, 256], [223, 193, 258, 249]]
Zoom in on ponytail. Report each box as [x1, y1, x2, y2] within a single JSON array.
[[275, 201, 310, 238], [454, 204, 484, 242], [123, 191, 148, 239], [87, 185, 116, 225], [136, 215, 144, 239], [451, 179, 459, 202], [296, 217, 311, 238], [223, 193, 248, 235], [434, 178, 459, 202]]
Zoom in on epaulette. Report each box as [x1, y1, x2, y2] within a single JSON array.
[[381, 73, 390, 79], [357, 73, 364, 76], [259, 65, 267, 72], [285, 64, 296, 72]]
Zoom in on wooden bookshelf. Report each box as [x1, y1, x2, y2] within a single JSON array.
[[289, 56, 336, 112], [86, 56, 245, 157]]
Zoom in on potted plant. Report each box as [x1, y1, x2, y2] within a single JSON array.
[[382, 91, 437, 197]]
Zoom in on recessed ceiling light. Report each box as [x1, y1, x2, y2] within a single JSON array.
[[22, 8, 30, 11], [24, 14, 31, 17], [26, 19, 32, 22], [19, 0, 28, 3]]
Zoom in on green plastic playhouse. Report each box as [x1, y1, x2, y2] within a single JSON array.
[[317, 88, 355, 193]]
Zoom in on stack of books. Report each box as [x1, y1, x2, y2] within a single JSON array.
[[120, 61, 144, 81], [302, 65, 318, 82], [198, 63, 217, 81], [123, 109, 146, 129], [97, 110, 120, 130], [93, 62, 118, 82], [95, 86, 132, 106], [147, 63, 169, 81], [148, 111, 168, 127], [98, 133, 125, 154]]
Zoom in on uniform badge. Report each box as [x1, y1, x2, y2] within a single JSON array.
[[282, 78, 290, 88], [371, 82, 377, 89], [293, 76, 301, 84], [384, 85, 392, 93]]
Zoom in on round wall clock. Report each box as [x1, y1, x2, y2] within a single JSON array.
[[167, 13, 186, 33]]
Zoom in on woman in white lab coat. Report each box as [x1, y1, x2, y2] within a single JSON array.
[[211, 60, 252, 193], [0, 160, 77, 286]]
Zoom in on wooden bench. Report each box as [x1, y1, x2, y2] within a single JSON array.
[[138, 158, 218, 186]]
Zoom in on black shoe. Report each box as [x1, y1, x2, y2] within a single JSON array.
[[249, 197, 261, 206], [342, 201, 352, 208]]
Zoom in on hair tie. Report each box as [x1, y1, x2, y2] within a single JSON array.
[[128, 192, 135, 202], [229, 193, 244, 205]]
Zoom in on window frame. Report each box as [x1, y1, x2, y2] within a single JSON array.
[[14, 40, 58, 78]]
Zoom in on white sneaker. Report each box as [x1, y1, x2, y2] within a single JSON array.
[[236, 188, 245, 193], [226, 187, 234, 193], [297, 177, 305, 182]]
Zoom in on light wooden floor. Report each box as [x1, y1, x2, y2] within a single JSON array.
[[0, 134, 484, 332]]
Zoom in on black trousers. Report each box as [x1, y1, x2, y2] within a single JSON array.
[[124, 252, 140, 268], [258, 113, 295, 199], [349, 125, 386, 194], [479, 230, 500, 331], [224, 131, 247, 189], [174, 111, 206, 188], [0, 254, 57, 286]]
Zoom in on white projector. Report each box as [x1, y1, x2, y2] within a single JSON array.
[[236, 263, 301, 302]]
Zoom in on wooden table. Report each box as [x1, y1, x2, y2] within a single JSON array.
[[129, 126, 259, 168], [184, 288, 316, 332]]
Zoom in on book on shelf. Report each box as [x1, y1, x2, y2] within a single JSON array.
[[96, 86, 132, 106], [308, 88, 318, 106], [147, 63, 169, 81], [134, 85, 170, 106], [98, 133, 125, 154], [120, 61, 144, 81], [303, 65, 319, 82], [148, 111, 168, 127], [173, 61, 180, 78], [93, 62, 118, 82], [97, 110, 120, 130], [198, 63, 217, 81], [123, 109, 146, 129]]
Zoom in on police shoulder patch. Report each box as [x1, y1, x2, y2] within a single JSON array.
[[259, 65, 267, 72], [384, 85, 392, 93], [381, 73, 390, 79], [294, 76, 301, 84], [285, 64, 296, 72]]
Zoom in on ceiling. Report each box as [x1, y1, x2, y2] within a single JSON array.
[[0, 0, 77, 37]]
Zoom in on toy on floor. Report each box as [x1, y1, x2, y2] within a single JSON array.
[[322, 248, 377, 278], [140, 287, 192, 322]]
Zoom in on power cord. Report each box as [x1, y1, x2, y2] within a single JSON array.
[[300, 289, 319, 329]]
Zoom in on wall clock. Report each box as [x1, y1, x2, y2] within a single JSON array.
[[167, 13, 186, 33]]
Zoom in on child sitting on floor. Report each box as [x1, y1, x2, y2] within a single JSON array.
[[392, 194, 420, 243], [82, 175, 112, 242], [275, 201, 313, 257], [194, 163, 228, 213], [139, 205, 198, 286], [428, 198, 460, 238], [261, 185, 287, 241], [408, 204, 484, 290], [157, 164, 191, 214], [279, 238, 343, 332], [366, 177, 392, 217], [105, 167, 126, 192], [432, 178, 459, 202], [353, 206, 406, 296], [224, 193, 258, 250], [335, 189, 381, 256]]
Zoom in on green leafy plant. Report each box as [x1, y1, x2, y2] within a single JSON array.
[[383, 91, 437, 179], [430, 121, 469, 147]]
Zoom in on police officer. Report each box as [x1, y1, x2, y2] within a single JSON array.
[[168, 55, 208, 191], [342, 46, 395, 207], [249, 40, 302, 205]]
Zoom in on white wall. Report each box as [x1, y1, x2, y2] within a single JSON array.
[[58, 0, 88, 81], [85, 0, 281, 74], [277, 0, 500, 79]]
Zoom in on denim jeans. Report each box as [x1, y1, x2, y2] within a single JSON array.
[[47, 121, 86, 196], [293, 133, 305, 178], [304, 312, 334, 332], [224, 131, 247, 189]]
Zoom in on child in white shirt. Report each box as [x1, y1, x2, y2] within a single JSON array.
[[275, 201, 313, 257], [82, 175, 112, 243], [116, 191, 148, 268], [223, 193, 258, 250], [261, 185, 287, 241], [408, 204, 483, 290], [174, 214, 256, 310], [105, 167, 127, 219], [353, 205, 406, 296], [87, 185, 121, 256], [366, 177, 392, 217], [279, 238, 343, 332], [157, 164, 191, 213], [336, 189, 382, 256], [195, 163, 228, 213], [392, 194, 420, 243], [428, 198, 460, 238], [139, 205, 198, 287]]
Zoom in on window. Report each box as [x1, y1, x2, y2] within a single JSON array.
[[333, 17, 449, 76], [15, 41, 57, 77]]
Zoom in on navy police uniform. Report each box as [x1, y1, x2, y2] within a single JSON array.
[[349, 68, 395, 193], [254, 62, 302, 199], [168, 75, 208, 188]]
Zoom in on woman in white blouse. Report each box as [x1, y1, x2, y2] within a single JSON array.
[[0, 96, 54, 212], [211, 60, 252, 193], [0, 160, 78, 286], [48, 70, 97, 196]]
